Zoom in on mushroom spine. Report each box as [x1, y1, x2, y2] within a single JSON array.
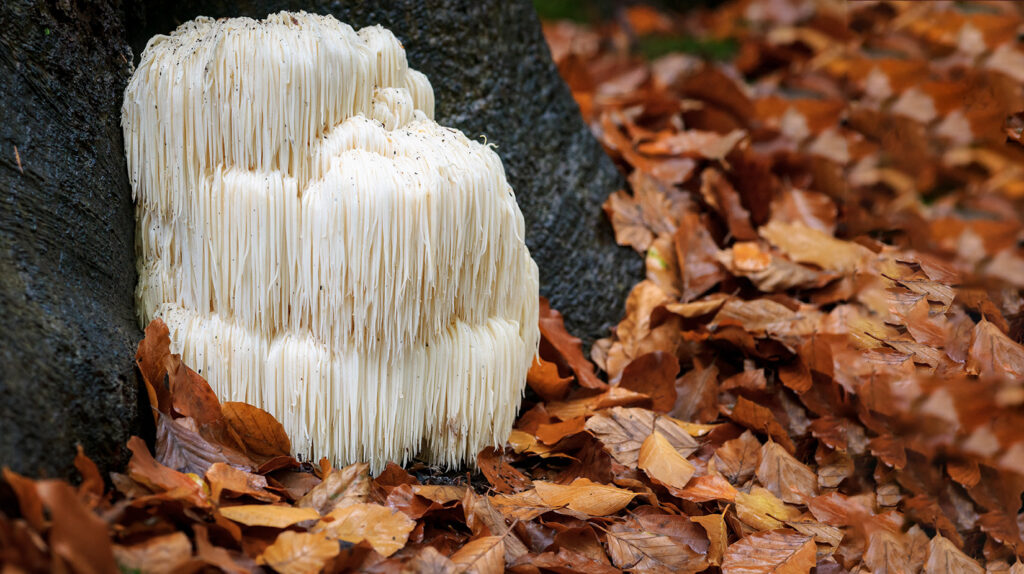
[[123, 12, 540, 471]]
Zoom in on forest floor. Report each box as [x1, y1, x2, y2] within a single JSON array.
[[5, 0, 1024, 572]]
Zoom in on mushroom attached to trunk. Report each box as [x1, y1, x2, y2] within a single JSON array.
[[122, 12, 539, 471]]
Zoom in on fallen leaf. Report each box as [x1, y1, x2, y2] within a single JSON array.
[[221, 401, 291, 460], [729, 397, 796, 453], [585, 407, 700, 466], [606, 523, 709, 573], [714, 430, 762, 485], [219, 504, 319, 528], [113, 532, 193, 574], [403, 546, 457, 574], [925, 534, 983, 573], [206, 462, 279, 503], [527, 356, 574, 401], [259, 531, 340, 574], [490, 489, 553, 522], [534, 478, 637, 516], [540, 298, 605, 389], [692, 512, 728, 566], [721, 529, 815, 573], [755, 441, 818, 504], [36, 480, 118, 574], [760, 220, 872, 273], [297, 463, 370, 515], [450, 535, 505, 574], [617, 351, 679, 412], [735, 486, 801, 531], [639, 431, 696, 490], [312, 502, 415, 557]]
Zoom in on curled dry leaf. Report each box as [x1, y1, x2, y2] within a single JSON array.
[[606, 523, 709, 573], [296, 462, 370, 515], [258, 531, 340, 574], [451, 535, 505, 574], [735, 487, 801, 531], [755, 441, 818, 505], [312, 502, 415, 557], [206, 462, 279, 503], [526, 356, 574, 401], [759, 220, 873, 273], [721, 529, 815, 574], [617, 351, 680, 412], [36, 480, 118, 574], [489, 489, 553, 522], [219, 504, 319, 528], [584, 406, 700, 466], [126, 435, 209, 508], [113, 532, 193, 574], [638, 430, 696, 490], [221, 401, 292, 460], [539, 298, 605, 389], [691, 512, 728, 566], [925, 534, 983, 574], [533, 478, 637, 516]]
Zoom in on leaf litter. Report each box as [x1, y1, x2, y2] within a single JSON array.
[[5, 0, 1024, 572]]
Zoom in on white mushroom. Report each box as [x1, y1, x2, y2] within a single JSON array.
[[122, 12, 539, 471]]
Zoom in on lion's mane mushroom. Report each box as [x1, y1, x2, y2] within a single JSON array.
[[122, 12, 539, 471]]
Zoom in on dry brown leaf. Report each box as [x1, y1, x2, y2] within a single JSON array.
[[112, 532, 192, 574], [526, 356, 574, 401], [735, 486, 801, 531], [721, 529, 815, 573], [692, 512, 728, 566], [925, 534, 983, 573], [606, 523, 709, 573], [258, 531, 340, 574], [967, 319, 1024, 378], [533, 478, 637, 516], [617, 351, 679, 412], [760, 220, 872, 273], [544, 386, 648, 420], [125, 435, 208, 508], [297, 462, 370, 515], [35, 480, 118, 574], [540, 298, 605, 389], [450, 535, 505, 574], [219, 504, 319, 528], [714, 430, 761, 485], [490, 489, 553, 522], [729, 397, 796, 453], [638, 430, 696, 490], [312, 502, 415, 557], [584, 407, 700, 466], [205, 462, 279, 503], [221, 401, 291, 460], [755, 441, 818, 505]]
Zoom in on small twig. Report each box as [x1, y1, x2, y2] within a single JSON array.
[[13, 145, 22, 174]]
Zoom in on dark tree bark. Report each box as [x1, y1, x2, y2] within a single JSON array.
[[0, 0, 640, 477], [0, 0, 141, 478]]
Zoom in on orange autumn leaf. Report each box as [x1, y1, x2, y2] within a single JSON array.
[[312, 502, 415, 557], [219, 505, 319, 528], [258, 531, 340, 574], [451, 535, 505, 574], [526, 356, 574, 401], [221, 401, 291, 460], [533, 478, 637, 516], [721, 529, 816, 574], [638, 430, 696, 490]]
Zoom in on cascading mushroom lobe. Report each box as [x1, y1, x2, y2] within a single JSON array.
[[122, 12, 540, 472]]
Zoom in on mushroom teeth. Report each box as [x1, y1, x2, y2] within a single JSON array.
[[123, 11, 540, 472]]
